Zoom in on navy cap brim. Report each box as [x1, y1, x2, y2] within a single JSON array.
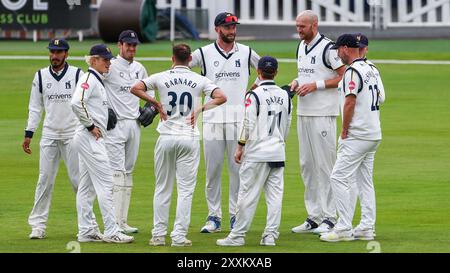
[[330, 44, 340, 49], [120, 37, 141, 44], [48, 45, 68, 50], [98, 52, 114, 60], [218, 21, 240, 27]]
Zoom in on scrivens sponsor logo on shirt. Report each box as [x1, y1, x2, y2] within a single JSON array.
[[298, 66, 315, 74], [119, 85, 131, 94], [164, 77, 198, 88], [47, 93, 72, 103], [214, 71, 240, 81]]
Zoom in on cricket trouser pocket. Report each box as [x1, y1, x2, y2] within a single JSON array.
[[268, 161, 285, 168]]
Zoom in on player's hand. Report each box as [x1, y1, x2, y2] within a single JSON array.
[[341, 129, 348, 140], [296, 83, 317, 96], [156, 102, 167, 121], [290, 79, 299, 92], [187, 107, 201, 128], [22, 137, 32, 154], [90, 126, 102, 140], [234, 145, 244, 164]]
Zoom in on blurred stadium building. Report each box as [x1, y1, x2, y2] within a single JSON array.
[[1, 0, 450, 41]]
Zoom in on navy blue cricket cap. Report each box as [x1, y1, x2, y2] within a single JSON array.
[[214, 12, 240, 27], [258, 56, 278, 73], [330, 34, 360, 49], [118, 29, 140, 44], [89, 44, 114, 60], [47, 38, 69, 51], [354, 33, 369, 47]]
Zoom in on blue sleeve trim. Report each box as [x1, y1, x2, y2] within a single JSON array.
[[37, 70, 43, 93]]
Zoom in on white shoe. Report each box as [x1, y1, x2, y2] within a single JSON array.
[[78, 232, 104, 243], [320, 229, 355, 242], [103, 232, 134, 244], [313, 220, 335, 234], [29, 229, 46, 239], [291, 219, 319, 233], [119, 223, 139, 234], [260, 235, 276, 246], [200, 216, 221, 233], [354, 227, 375, 240], [171, 238, 192, 247], [216, 236, 245, 246], [149, 236, 166, 246]]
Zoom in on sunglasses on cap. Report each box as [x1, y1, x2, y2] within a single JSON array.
[[224, 15, 238, 24]]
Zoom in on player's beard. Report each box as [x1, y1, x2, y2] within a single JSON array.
[[299, 25, 314, 42], [51, 56, 66, 71], [121, 49, 135, 62], [220, 31, 236, 44]]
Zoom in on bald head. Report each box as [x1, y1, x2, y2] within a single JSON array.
[[295, 10, 319, 43], [296, 10, 318, 24]]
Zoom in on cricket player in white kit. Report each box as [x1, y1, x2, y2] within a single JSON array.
[[24, 39, 85, 239], [131, 44, 226, 247], [104, 30, 150, 234], [290, 10, 346, 234], [189, 12, 260, 232], [320, 34, 383, 242], [71, 44, 134, 243], [217, 56, 292, 247], [348, 34, 385, 229]]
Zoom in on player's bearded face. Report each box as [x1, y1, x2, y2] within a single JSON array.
[[49, 50, 67, 69], [219, 25, 236, 43], [337, 47, 349, 65], [120, 42, 137, 61], [296, 17, 315, 41]]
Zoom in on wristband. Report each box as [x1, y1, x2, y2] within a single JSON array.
[[87, 124, 95, 131], [24, 130, 34, 138], [316, 80, 326, 90], [238, 140, 246, 146]]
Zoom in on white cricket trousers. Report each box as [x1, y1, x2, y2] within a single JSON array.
[[105, 119, 140, 225], [331, 137, 380, 231], [28, 138, 79, 230], [152, 135, 200, 243], [297, 116, 337, 224], [105, 119, 140, 174], [203, 122, 240, 220], [72, 130, 119, 237], [230, 162, 284, 240]]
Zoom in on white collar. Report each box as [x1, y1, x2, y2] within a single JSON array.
[[88, 67, 105, 80], [116, 55, 133, 66], [173, 65, 190, 70], [215, 41, 238, 55], [306, 32, 321, 47]]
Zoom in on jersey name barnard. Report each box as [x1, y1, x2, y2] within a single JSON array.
[[164, 77, 198, 89]]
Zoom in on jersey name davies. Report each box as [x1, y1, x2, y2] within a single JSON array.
[[265, 95, 284, 106], [164, 77, 198, 89]]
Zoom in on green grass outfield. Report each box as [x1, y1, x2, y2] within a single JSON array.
[[0, 39, 449, 253]]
